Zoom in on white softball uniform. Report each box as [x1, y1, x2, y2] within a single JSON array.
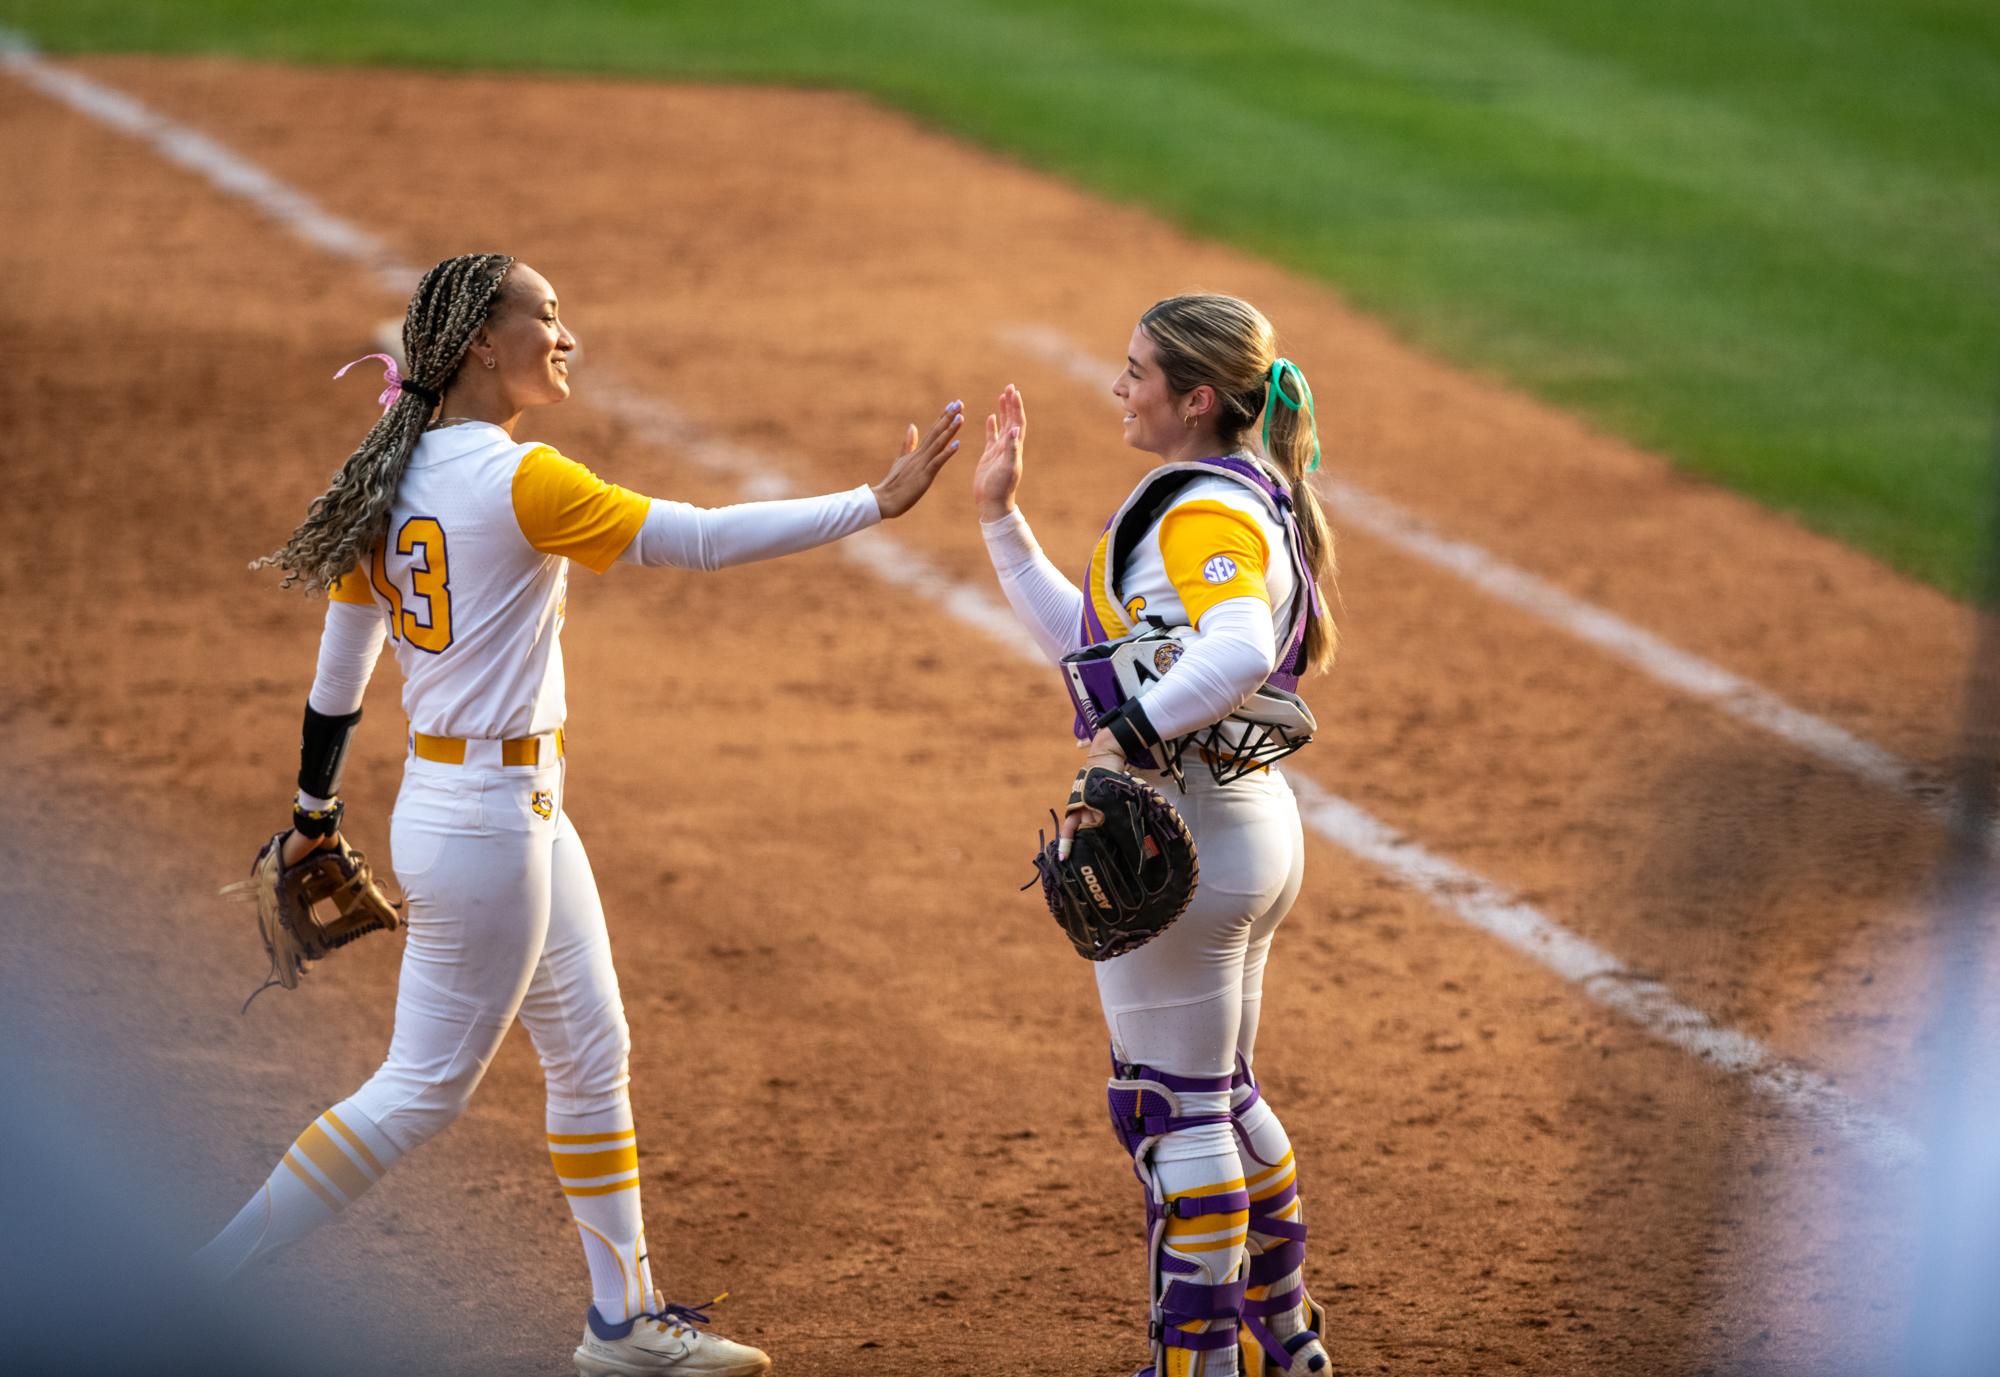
[[201, 421, 881, 1321]]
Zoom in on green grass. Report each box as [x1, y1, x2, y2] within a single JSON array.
[[9, 0, 1999, 594]]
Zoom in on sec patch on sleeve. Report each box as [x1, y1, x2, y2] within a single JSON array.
[[1202, 554, 1240, 584]]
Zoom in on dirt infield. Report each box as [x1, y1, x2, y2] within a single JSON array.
[[0, 55, 1979, 1375]]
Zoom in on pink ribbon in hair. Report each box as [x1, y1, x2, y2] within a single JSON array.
[[335, 353, 417, 411]]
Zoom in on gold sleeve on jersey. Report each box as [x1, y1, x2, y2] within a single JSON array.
[[510, 446, 652, 574], [328, 559, 376, 605], [1159, 500, 1271, 627]]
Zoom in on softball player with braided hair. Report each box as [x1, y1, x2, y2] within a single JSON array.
[[973, 294, 1336, 1377], [199, 252, 964, 1376]]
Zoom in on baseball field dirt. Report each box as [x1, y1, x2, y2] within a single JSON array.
[[1, 56, 1982, 1376]]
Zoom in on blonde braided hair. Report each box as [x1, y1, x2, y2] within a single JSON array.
[[256, 253, 516, 593]]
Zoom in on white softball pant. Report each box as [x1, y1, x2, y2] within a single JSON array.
[[1094, 764, 1307, 1082], [347, 754, 631, 1150]]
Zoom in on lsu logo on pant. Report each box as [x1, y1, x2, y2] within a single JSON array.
[[531, 789, 554, 820]]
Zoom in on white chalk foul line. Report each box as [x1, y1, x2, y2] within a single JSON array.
[[4, 42, 1918, 1168], [1, 36, 419, 294], [1285, 775, 1921, 1170], [997, 326, 1923, 803]]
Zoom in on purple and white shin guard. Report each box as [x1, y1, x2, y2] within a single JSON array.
[[1109, 1052, 1250, 1377], [1231, 1055, 1328, 1377]]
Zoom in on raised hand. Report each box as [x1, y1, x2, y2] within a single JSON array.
[[872, 401, 965, 519], [973, 384, 1027, 522]]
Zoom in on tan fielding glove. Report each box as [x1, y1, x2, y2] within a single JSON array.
[[222, 829, 402, 1002]]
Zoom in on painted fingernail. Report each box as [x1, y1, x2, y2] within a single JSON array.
[[1057, 838, 1072, 861]]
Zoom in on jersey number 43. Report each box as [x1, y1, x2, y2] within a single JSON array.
[[370, 517, 454, 654]]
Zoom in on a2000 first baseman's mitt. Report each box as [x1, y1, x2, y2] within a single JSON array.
[[221, 830, 402, 993], [1030, 767, 1198, 961]]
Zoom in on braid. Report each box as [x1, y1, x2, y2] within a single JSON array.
[[254, 253, 516, 593]]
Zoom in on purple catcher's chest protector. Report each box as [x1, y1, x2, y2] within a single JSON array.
[[1062, 456, 1322, 783]]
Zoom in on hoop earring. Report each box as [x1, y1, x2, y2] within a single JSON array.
[[484, 358, 496, 370]]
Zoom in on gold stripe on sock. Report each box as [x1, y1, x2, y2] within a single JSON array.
[[281, 1150, 344, 1213], [547, 1130, 637, 1145], [323, 1110, 386, 1176], [1163, 1229, 1249, 1253], [1245, 1154, 1295, 1196], [296, 1122, 374, 1203], [564, 1177, 641, 1197], [550, 1145, 640, 1180]]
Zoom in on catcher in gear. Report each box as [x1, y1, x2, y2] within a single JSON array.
[[221, 827, 401, 1001], [975, 292, 1338, 1377], [1032, 765, 1198, 962]]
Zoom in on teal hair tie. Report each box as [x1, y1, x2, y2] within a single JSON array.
[[1261, 358, 1321, 473]]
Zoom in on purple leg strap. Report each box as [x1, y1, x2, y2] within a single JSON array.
[[1170, 1188, 1250, 1219], [1248, 1239, 1306, 1282], [1162, 1278, 1245, 1327], [1156, 1277, 1245, 1353], [1248, 1182, 1307, 1246], [1242, 1180, 1324, 1373], [1160, 1325, 1242, 1354], [1240, 1257, 1325, 1374], [1108, 1080, 1232, 1158], [1230, 1050, 1262, 1114], [1146, 1186, 1251, 1234]]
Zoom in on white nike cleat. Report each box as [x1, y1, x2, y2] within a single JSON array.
[[574, 1298, 771, 1377]]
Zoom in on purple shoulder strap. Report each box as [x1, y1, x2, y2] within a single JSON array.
[[1076, 513, 1116, 650], [1195, 458, 1321, 689]]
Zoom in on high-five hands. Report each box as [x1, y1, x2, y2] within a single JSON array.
[[872, 401, 965, 518], [974, 384, 1027, 522]]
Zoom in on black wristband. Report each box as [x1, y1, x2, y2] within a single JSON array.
[[293, 795, 345, 839], [299, 704, 364, 800], [1101, 700, 1160, 760]]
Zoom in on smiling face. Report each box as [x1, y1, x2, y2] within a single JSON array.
[[473, 264, 575, 410], [1112, 327, 1178, 454], [1112, 325, 1220, 459]]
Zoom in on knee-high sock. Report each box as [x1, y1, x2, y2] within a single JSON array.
[[195, 1099, 400, 1279], [549, 1102, 655, 1322], [1234, 1088, 1315, 1349], [1155, 1114, 1248, 1377]]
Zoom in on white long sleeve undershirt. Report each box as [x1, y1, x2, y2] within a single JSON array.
[[615, 486, 882, 571], [307, 600, 389, 717], [306, 485, 882, 720], [1139, 596, 1276, 742], [979, 508, 1278, 742], [979, 508, 1086, 662]]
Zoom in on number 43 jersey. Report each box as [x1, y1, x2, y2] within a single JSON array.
[[329, 421, 649, 742]]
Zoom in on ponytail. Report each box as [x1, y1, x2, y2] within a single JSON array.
[[254, 253, 515, 593], [1259, 358, 1337, 672], [1137, 294, 1339, 672]]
